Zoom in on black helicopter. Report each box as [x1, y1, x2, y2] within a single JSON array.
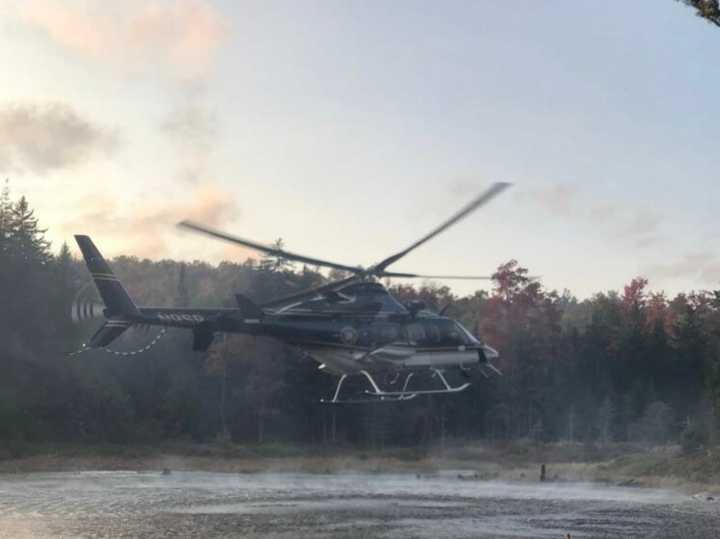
[[74, 182, 509, 403]]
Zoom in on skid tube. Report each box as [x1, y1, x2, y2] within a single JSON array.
[[321, 371, 418, 404], [365, 368, 470, 397], [320, 368, 471, 404]]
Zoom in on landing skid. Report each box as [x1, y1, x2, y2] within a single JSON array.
[[320, 369, 470, 404]]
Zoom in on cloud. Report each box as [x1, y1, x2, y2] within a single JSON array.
[[160, 93, 217, 183], [21, 0, 228, 79], [633, 236, 660, 249], [643, 253, 720, 285], [612, 208, 663, 250], [59, 183, 252, 260], [17, 1, 229, 186], [139, 183, 236, 229], [519, 183, 580, 218], [587, 201, 620, 222], [161, 101, 216, 147], [520, 182, 662, 249], [20, 1, 106, 55], [616, 209, 661, 239], [0, 102, 117, 174], [700, 262, 720, 286], [130, 1, 227, 78]]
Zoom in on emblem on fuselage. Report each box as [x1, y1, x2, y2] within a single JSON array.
[[340, 326, 358, 344]]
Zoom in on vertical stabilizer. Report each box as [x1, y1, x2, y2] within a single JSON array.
[[74, 235, 139, 318]]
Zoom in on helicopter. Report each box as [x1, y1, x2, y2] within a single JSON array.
[[74, 182, 509, 403]]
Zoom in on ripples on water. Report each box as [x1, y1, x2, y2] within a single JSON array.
[[0, 471, 714, 538]]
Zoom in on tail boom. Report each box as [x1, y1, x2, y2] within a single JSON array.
[[75, 234, 266, 350]]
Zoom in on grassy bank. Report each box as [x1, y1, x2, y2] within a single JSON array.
[[1, 440, 719, 493]]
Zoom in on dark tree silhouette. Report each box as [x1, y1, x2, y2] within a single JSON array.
[[678, 0, 720, 27]]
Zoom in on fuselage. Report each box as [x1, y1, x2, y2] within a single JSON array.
[[132, 306, 497, 375], [74, 234, 499, 380]]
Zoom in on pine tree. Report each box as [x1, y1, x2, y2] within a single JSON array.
[[260, 238, 292, 272], [56, 242, 73, 276], [0, 181, 11, 341], [177, 263, 190, 307], [0, 180, 11, 258], [2, 195, 54, 350], [9, 196, 51, 265], [51, 241, 79, 338]]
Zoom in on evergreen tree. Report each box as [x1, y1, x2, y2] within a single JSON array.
[[8, 195, 51, 264], [0, 179, 11, 257]]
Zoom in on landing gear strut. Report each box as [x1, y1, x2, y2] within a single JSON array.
[[320, 368, 471, 404]]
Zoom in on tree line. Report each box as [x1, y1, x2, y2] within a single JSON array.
[[1, 188, 719, 451]]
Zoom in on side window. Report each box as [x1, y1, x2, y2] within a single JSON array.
[[424, 323, 441, 344], [429, 320, 468, 346], [406, 323, 426, 345]]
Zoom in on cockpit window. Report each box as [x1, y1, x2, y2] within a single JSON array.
[[406, 323, 426, 345], [431, 320, 466, 346], [425, 323, 441, 344], [456, 322, 480, 344], [406, 319, 472, 347]]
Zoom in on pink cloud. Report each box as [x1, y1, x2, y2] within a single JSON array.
[[130, 1, 227, 77], [22, 0, 228, 79], [0, 102, 118, 174], [22, 1, 108, 56], [58, 183, 255, 261]]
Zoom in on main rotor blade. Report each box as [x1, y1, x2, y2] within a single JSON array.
[[178, 220, 361, 274], [384, 271, 540, 281], [373, 182, 511, 273], [381, 271, 493, 280]]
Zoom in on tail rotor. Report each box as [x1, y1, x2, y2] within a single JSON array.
[[70, 281, 105, 324]]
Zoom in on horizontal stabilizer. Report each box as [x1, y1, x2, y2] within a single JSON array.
[[88, 320, 132, 348]]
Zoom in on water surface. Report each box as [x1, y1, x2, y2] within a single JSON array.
[[0, 471, 717, 538]]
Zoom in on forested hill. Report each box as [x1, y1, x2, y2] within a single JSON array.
[[1, 189, 719, 450]]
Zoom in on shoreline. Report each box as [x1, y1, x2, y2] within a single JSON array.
[[1, 442, 719, 495]]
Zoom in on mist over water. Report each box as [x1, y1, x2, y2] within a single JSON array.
[[0, 471, 716, 538]]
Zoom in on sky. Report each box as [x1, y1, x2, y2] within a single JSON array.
[[1, 0, 719, 299]]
